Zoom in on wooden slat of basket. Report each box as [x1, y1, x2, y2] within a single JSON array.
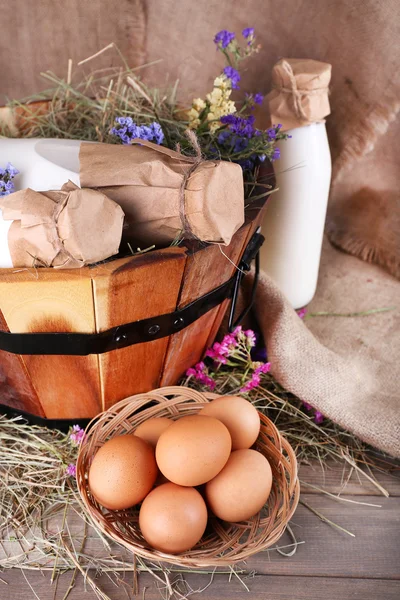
[[0, 310, 45, 416], [159, 228, 249, 385], [0, 268, 101, 418], [91, 248, 187, 411], [160, 207, 265, 386], [204, 200, 268, 348]]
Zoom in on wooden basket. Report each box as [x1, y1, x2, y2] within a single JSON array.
[[76, 387, 300, 568], [0, 101, 271, 422], [0, 199, 266, 422]]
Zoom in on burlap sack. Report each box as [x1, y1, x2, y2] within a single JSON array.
[[251, 238, 400, 458], [267, 58, 331, 131], [0, 185, 124, 268], [79, 140, 244, 247]]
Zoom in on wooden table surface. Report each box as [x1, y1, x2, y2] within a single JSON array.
[[1, 462, 400, 600]]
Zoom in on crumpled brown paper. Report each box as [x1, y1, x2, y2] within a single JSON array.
[[267, 58, 332, 131], [79, 139, 245, 247], [0, 184, 124, 268]]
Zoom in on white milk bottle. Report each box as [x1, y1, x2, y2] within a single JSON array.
[[260, 122, 331, 308], [262, 58, 332, 308]]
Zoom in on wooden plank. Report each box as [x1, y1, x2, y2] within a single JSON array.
[[0, 268, 101, 418], [299, 462, 400, 497], [0, 310, 44, 416], [2, 570, 400, 600], [249, 494, 400, 579], [204, 196, 270, 349], [160, 225, 252, 386], [2, 494, 394, 582], [91, 248, 187, 410]]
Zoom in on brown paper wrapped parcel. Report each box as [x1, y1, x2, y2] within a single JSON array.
[[0, 184, 124, 268], [79, 139, 245, 247], [267, 58, 331, 131]]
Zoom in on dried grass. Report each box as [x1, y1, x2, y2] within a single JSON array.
[[0, 370, 397, 598]]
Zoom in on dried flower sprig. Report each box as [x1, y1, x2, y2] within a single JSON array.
[[0, 163, 19, 197], [110, 117, 164, 145], [187, 28, 288, 171], [186, 326, 271, 394]]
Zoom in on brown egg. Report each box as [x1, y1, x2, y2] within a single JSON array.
[[156, 415, 231, 486], [205, 449, 273, 522], [139, 482, 208, 554], [88, 434, 157, 510], [134, 417, 172, 448], [200, 395, 260, 450]]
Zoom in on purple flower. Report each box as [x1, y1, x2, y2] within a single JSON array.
[[314, 411, 324, 425], [254, 93, 264, 105], [242, 27, 255, 39], [302, 402, 313, 411], [251, 345, 267, 362], [219, 114, 237, 125], [66, 463, 76, 477], [271, 147, 280, 161], [297, 307, 307, 319], [220, 114, 255, 138], [110, 118, 164, 145], [70, 424, 85, 445], [5, 163, 19, 178], [214, 30, 235, 49], [267, 127, 277, 140], [223, 66, 241, 90], [0, 162, 19, 197]]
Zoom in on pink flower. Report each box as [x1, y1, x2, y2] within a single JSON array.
[[314, 411, 324, 424], [239, 360, 270, 393], [66, 463, 76, 477], [244, 329, 257, 347], [70, 425, 85, 445], [186, 361, 216, 390], [302, 402, 313, 411], [297, 308, 307, 319], [254, 362, 271, 375]]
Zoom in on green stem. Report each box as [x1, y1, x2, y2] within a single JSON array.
[[305, 306, 396, 320]]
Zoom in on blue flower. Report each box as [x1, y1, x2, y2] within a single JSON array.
[[148, 122, 164, 145], [217, 130, 231, 145], [110, 118, 164, 145], [254, 93, 264, 105], [214, 30, 235, 49], [267, 127, 277, 140], [0, 162, 18, 197], [242, 27, 255, 39], [5, 163, 19, 178], [223, 66, 241, 90], [238, 158, 255, 171], [220, 114, 237, 125], [271, 147, 280, 161], [233, 137, 249, 153]]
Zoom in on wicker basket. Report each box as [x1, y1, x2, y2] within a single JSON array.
[[76, 387, 300, 567]]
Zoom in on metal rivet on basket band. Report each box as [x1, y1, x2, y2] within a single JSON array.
[[148, 325, 161, 335]]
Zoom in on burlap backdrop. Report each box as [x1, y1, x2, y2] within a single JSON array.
[[1, 0, 399, 455]]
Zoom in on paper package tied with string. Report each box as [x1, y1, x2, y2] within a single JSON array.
[[267, 58, 332, 131], [79, 137, 245, 247], [0, 184, 124, 268]]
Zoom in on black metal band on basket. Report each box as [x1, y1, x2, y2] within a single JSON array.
[[0, 229, 264, 357]]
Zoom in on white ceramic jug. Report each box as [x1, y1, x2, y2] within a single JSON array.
[[260, 123, 332, 309], [0, 138, 82, 267]]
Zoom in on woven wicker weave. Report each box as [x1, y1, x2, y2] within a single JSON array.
[[76, 386, 300, 567]]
